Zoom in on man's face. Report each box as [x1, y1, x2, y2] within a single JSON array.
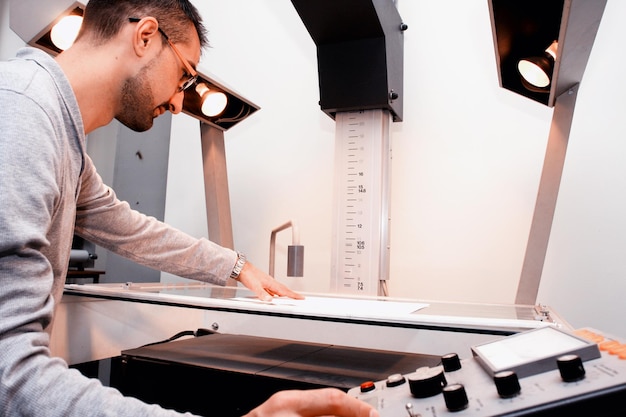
[[116, 26, 201, 132]]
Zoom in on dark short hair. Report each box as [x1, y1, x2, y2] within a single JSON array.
[[78, 0, 208, 49]]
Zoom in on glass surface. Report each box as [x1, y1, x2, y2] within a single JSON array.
[[97, 282, 539, 321], [64, 282, 561, 335]]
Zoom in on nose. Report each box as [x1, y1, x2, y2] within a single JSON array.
[[168, 89, 185, 114]]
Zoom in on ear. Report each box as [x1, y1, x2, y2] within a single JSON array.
[[131, 17, 161, 57]]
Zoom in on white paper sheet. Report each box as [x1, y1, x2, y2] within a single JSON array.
[[231, 295, 429, 319]]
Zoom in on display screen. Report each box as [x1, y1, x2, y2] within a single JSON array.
[[472, 326, 600, 378]]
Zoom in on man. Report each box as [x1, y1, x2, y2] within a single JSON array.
[[0, 1, 378, 416]]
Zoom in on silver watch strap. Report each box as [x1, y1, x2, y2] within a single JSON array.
[[230, 252, 246, 280]]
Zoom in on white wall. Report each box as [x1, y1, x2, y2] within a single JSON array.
[[164, 0, 626, 338], [3, 0, 625, 337], [0, 0, 25, 60]]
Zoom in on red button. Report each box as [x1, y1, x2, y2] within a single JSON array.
[[360, 381, 376, 393]]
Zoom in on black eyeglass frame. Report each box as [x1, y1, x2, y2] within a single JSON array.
[[129, 17, 198, 92]]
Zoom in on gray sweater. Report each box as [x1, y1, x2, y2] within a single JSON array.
[[0, 48, 237, 416]]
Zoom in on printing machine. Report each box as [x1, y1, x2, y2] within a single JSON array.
[[54, 283, 626, 417]]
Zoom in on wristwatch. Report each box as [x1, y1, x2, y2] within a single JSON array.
[[230, 252, 246, 280]]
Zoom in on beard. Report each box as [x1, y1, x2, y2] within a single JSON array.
[[116, 61, 167, 132]]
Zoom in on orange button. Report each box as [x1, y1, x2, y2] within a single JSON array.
[[608, 344, 626, 355], [360, 381, 376, 393], [574, 329, 604, 343], [574, 329, 592, 338], [599, 340, 621, 351]]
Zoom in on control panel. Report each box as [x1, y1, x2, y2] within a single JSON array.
[[348, 328, 626, 416]]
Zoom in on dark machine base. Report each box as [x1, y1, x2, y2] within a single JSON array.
[[111, 333, 440, 417]]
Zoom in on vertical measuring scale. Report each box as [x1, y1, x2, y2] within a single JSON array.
[[331, 109, 392, 296]]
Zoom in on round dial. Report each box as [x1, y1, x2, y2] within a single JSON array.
[[494, 370, 521, 398], [408, 367, 447, 398], [443, 383, 469, 412], [557, 354, 586, 382]]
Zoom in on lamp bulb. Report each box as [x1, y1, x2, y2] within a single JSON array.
[[518, 60, 551, 88], [518, 40, 558, 90], [50, 15, 83, 51], [196, 83, 228, 117]]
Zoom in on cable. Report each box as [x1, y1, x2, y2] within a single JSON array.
[[139, 328, 216, 348]]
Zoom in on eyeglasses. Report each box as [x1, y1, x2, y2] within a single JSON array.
[[129, 17, 198, 92]]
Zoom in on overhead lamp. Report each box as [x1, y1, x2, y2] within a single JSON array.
[[10, 0, 85, 56], [488, 0, 607, 305], [183, 70, 259, 132], [489, 0, 605, 107], [518, 40, 558, 92]]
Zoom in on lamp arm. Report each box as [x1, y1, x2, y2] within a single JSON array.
[[516, 86, 578, 305]]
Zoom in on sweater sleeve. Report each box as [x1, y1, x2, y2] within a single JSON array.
[[0, 90, 202, 416], [74, 153, 237, 285]]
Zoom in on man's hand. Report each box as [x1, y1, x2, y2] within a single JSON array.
[[243, 388, 379, 417], [236, 261, 304, 301]]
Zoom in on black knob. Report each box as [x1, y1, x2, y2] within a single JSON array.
[[494, 370, 521, 398], [442, 353, 462, 372], [443, 383, 469, 412], [386, 373, 406, 388], [408, 367, 447, 398], [557, 354, 586, 382]]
